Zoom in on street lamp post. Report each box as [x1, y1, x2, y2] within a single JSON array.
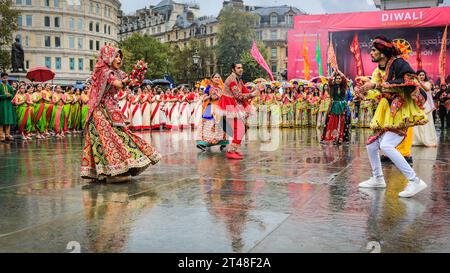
[[192, 50, 200, 85]]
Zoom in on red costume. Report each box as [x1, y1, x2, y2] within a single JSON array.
[[216, 72, 254, 159]]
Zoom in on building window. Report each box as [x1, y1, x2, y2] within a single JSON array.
[[54, 0, 59, 8], [89, 22, 93, 31], [26, 15, 32, 26], [270, 13, 278, 26], [96, 3, 100, 14], [55, 57, 61, 70], [55, 36, 61, 48], [167, 34, 170, 41], [210, 38, 214, 46], [104, 24, 107, 34], [78, 38, 83, 49], [44, 0, 49, 6], [271, 63, 277, 73], [26, 0, 31, 5], [68, 18, 74, 30], [17, 16, 22, 27], [25, 35, 29, 47], [55, 17, 60, 28], [69, 37, 75, 49], [78, 58, 84, 71], [44, 36, 51, 47], [95, 22, 100, 32], [89, 59, 94, 71], [90, 1, 93, 13], [78, 19, 83, 31], [271, 30, 277, 40], [26, 60, 30, 69], [16, 0, 22, 5], [288, 15, 294, 26], [95, 41, 100, 50], [69, 58, 75, 71], [108, 26, 111, 35], [44, 16, 50, 27], [45, 57, 51, 69], [89, 40, 94, 50], [272, 48, 277, 58]]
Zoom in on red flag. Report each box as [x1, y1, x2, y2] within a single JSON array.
[[416, 32, 422, 71], [439, 25, 448, 84], [349, 33, 365, 77], [250, 40, 274, 81], [303, 33, 311, 80], [328, 41, 338, 72]]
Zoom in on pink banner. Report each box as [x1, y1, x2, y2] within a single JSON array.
[[250, 41, 274, 81], [288, 6, 450, 82]]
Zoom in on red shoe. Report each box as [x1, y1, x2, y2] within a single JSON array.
[[226, 152, 244, 160]]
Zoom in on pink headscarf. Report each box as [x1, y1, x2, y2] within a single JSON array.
[[85, 45, 123, 127]]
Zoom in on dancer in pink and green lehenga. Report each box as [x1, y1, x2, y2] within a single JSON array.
[[32, 84, 47, 139], [80, 45, 161, 183], [12, 85, 34, 140], [80, 87, 89, 129], [50, 86, 65, 138]]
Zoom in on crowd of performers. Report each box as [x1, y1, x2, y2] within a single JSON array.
[[0, 80, 89, 140], [1, 35, 449, 196]]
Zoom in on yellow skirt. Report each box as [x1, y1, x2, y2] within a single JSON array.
[[370, 93, 428, 130]]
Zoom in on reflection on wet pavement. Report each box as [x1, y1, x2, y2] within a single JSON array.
[[0, 128, 449, 253]]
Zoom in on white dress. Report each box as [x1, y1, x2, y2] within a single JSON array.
[[150, 94, 162, 130], [413, 86, 438, 147], [129, 95, 143, 131]]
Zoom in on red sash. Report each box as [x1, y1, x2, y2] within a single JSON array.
[[121, 101, 129, 115], [34, 101, 45, 123], [169, 103, 177, 119], [141, 102, 148, 114], [132, 104, 140, 117], [19, 107, 30, 133], [46, 104, 54, 122], [180, 102, 188, 116], [151, 102, 160, 122]]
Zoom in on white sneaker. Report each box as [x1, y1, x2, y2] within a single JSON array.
[[398, 178, 427, 198], [358, 176, 387, 188]]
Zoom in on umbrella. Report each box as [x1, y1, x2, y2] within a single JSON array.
[[7, 76, 18, 82], [74, 83, 85, 90], [26, 67, 55, 82], [142, 79, 153, 85]]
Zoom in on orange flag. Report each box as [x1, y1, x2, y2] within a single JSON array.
[[328, 41, 338, 72], [439, 25, 448, 84], [303, 33, 311, 80]]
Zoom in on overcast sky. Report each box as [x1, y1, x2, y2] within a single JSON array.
[[119, 0, 450, 16]]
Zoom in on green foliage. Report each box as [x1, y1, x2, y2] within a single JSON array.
[[119, 33, 172, 79], [216, 6, 258, 70], [119, 33, 215, 83], [0, 0, 20, 70]]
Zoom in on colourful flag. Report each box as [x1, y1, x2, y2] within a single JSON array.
[[303, 33, 311, 80], [349, 33, 364, 77], [416, 32, 422, 71], [250, 40, 274, 81], [315, 34, 323, 76], [327, 41, 338, 72], [439, 25, 448, 84]]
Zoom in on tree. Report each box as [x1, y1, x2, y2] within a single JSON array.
[[119, 33, 172, 80], [0, 0, 20, 71], [240, 41, 269, 83], [170, 38, 215, 83], [216, 6, 258, 71]]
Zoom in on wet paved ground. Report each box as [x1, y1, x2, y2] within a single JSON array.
[[0, 128, 449, 253]]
